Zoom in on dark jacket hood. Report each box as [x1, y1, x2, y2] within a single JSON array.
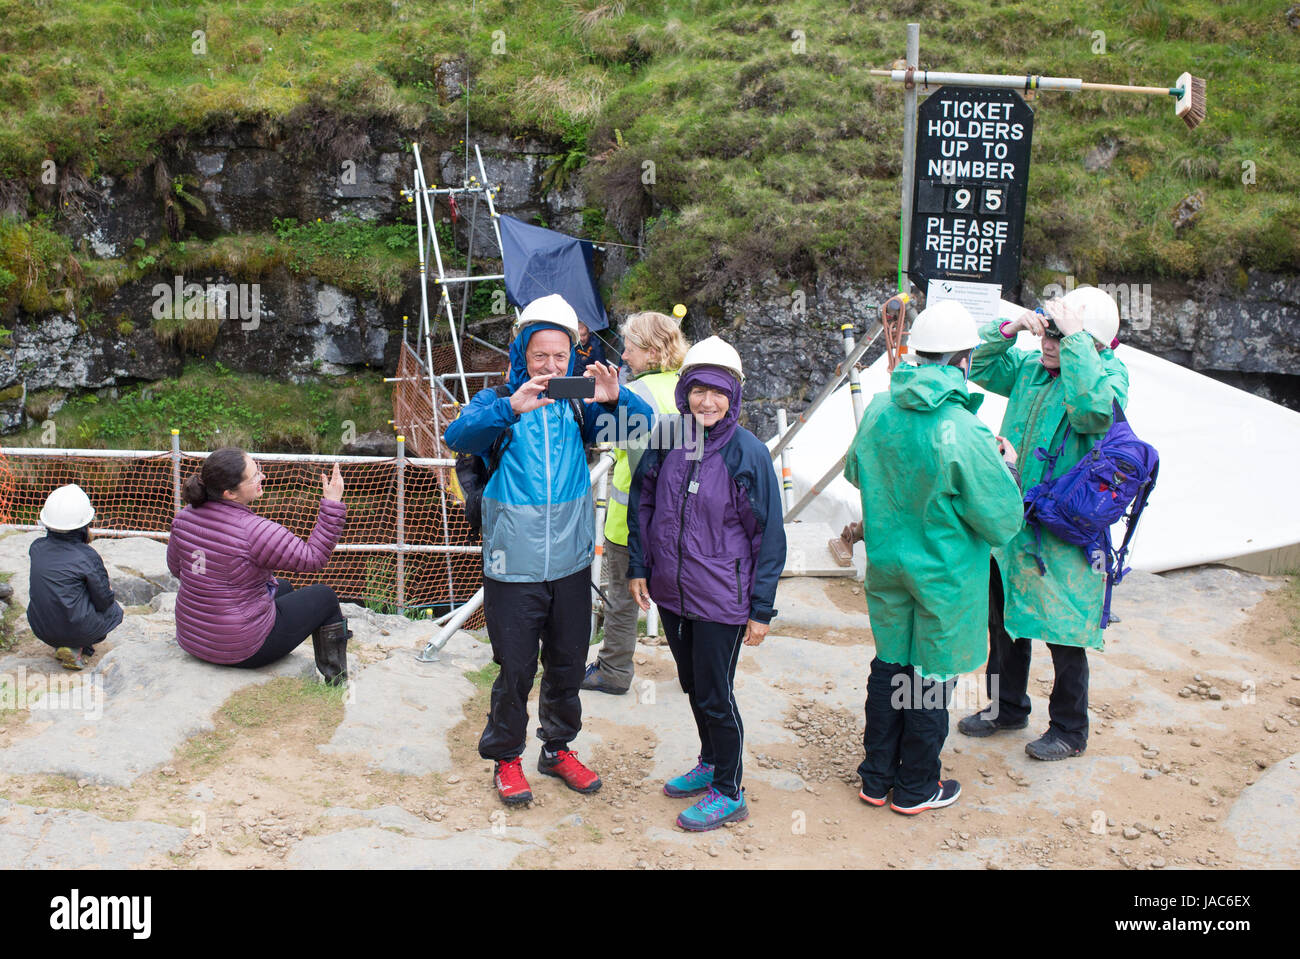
[[507, 323, 577, 390], [676, 365, 743, 453]]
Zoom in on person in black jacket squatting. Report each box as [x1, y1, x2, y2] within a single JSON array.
[[26, 484, 124, 670]]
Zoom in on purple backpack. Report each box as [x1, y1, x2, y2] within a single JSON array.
[[1022, 401, 1159, 628]]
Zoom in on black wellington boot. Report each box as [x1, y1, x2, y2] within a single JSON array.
[[312, 619, 353, 686]]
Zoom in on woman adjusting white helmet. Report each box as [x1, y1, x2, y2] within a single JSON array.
[[1046, 285, 1121, 348]]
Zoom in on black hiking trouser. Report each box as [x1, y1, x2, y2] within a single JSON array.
[[660, 609, 747, 801], [985, 558, 1090, 749], [858, 657, 956, 808], [479, 568, 591, 762], [233, 579, 344, 669]]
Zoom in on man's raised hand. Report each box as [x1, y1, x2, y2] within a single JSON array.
[[510, 373, 557, 415], [585, 361, 621, 404]]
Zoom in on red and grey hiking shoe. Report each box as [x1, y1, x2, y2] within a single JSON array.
[[537, 749, 603, 794], [494, 757, 533, 805]]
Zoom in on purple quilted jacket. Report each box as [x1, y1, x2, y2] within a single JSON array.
[[166, 498, 347, 664]]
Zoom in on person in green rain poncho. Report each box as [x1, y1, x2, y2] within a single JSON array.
[[845, 300, 1024, 815], [957, 285, 1130, 761]]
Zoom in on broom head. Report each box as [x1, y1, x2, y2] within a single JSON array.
[[1174, 71, 1206, 130]]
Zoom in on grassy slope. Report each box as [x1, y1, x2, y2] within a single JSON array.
[[7, 361, 394, 452], [0, 0, 1296, 316]]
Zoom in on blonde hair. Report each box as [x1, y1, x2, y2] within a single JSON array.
[[621, 311, 689, 371]]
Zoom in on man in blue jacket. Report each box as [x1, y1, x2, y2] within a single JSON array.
[[444, 294, 653, 805]]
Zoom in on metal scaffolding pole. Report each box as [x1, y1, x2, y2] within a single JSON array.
[[412, 143, 472, 405], [395, 434, 406, 614], [411, 162, 442, 439], [769, 323, 882, 462], [898, 22, 920, 295], [840, 323, 867, 425], [475, 144, 521, 328], [775, 409, 794, 513]]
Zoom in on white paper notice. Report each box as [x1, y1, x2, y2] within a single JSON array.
[[926, 279, 1002, 326]]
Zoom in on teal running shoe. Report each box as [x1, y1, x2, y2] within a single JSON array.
[[676, 787, 749, 832], [663, 759, 714, 798]]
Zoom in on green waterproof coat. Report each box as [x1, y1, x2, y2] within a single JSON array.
[[970, 321, 1131, 650], [845, 362, 1024, 678]]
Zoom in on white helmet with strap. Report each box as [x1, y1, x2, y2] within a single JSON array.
[[678, 335, 744, 383], [907, 299, 981, 353], [1046, 285, 1120, 347], [512, 294, 580, 346], [40, 484, 95, 531]]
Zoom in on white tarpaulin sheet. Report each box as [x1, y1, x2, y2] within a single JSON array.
[[776, 332, 1300, 573]]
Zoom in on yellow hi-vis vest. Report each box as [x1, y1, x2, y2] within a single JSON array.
[[603, 369, 680, 546]]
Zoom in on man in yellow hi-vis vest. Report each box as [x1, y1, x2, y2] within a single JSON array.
[[583, 311, 689, 694]]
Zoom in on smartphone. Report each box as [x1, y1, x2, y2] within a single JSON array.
[[546, 376, 595, 399]]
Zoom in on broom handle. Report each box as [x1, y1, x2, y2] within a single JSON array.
[[1080, 81, 1176, 95]]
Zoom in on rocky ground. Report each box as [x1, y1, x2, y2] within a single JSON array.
[[0, 529, 1296, 870]]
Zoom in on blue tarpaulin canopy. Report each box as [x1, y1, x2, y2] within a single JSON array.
[[498, 214, 608, 332]]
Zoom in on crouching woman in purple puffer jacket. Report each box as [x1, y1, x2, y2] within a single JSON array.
[[627, 336, 787, 832], [167, 447, 351, 685]]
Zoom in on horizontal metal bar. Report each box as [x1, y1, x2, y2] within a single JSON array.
[[0, 524, 482, 555], [402, 185, 492, 197], [332, 543, 482, 555], [872, 68, 1083, 92], [0, 445, 454, 468], [436, 274, 505, 284], [466, 333, 510, 357], [0, 446, 168, 459], [1, 525, 171, 538]]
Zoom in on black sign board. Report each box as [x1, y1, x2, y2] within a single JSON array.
[[908, 86, 1034, 292]]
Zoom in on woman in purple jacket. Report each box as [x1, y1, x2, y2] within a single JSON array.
[[627, 336, 787, 831], [167, 447, 351, 684]]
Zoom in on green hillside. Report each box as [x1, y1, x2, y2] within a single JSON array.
[[1, 0, 1296, 312]]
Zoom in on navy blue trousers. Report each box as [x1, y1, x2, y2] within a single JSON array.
[[986, 558, 1090, 749], [858, 657, 956, 808], [661, 609, 746, 801]]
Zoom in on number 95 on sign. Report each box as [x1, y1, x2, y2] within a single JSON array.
[[946, 185, 1004, 215]]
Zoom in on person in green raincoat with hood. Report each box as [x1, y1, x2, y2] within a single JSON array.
[[957, 285, 1130, 761], [845, 300, 1024, 814]]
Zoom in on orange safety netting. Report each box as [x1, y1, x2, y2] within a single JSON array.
[[392, 338, 507, 459], [0, 335, 512, 628], [0, 447, 486, 625]]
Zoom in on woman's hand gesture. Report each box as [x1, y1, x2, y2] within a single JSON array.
[[322, 463, 345, 501]]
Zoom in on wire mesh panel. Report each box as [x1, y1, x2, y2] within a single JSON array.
[[0, 446, 486, 625], [0, 451, 177, 535], [391, 339, 506, 460]]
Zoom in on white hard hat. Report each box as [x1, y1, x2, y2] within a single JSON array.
[[39, 484, 95, 532], [679, 335, 744, 383], [513, 294, 580, 346], [907, 299, 981, 353], [1046, 285, 1120, 347]]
